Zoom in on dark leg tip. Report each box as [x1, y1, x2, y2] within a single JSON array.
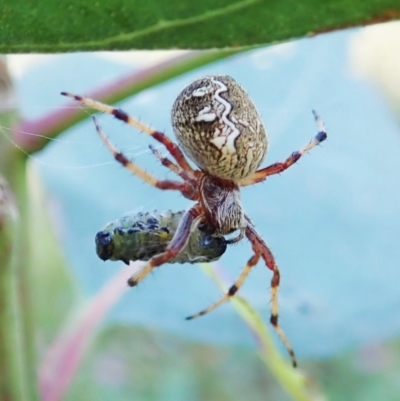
[[186, 310, 206, 320], [316, 131, 327, 142], [127, 278, 138, 287], [63, 92, 81, 101]]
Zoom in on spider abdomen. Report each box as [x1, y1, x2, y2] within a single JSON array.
[[172, 75, 268, 180]]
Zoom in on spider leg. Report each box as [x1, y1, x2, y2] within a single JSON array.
[[245, 219, 297, 368], [186, 253, 260, 320], [93, 117, 195, 198], [224, 227, 246, 245], [149, 144, 197, 183], [127, 204, 203, 286], [240, 110, 327, 187], [61, 92, 195, 174]]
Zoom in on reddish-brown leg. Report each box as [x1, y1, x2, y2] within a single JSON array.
[[149, 144, 198, 185], [93, 117, 196, 199], [240, 110, 327, 187], [127, 204, 203, 286], [245, 219, 297, 368], [61, 92, 195, 174]]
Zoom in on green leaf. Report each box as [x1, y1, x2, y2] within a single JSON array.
[[2, 0, 400, 52]]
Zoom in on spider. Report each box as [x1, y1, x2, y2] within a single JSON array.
[[61, 75, 327, 367]]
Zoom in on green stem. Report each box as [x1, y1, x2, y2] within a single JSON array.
[[0, 79, 39, 400], [0, 154, 39, 401], [0, 176, 24, 401], [0, 153, 40, 401], [12, 153, 39, 401]]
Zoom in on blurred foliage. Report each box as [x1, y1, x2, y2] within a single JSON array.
[[61, 324, 400, 401], [349, 21, 400, 123], [28, 166, 79, 345], [66, 324, 297, 401], [1, 0, 400, 52], [1, 4, 400, 400], [0, 58, 39, 401], [0, 49, 321, 401]]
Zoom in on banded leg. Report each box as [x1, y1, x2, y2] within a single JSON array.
[[61, 92, 195, 173], [149, 144, 197, 184], [127, 204, 203, 287], [240, 110, 327, 187], [93, 117, 195, 199], [186, 253, 260, 320], [245, 220, 297, 368]]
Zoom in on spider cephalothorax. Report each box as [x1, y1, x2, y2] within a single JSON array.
[[62, 74, 327, 367], [199, 175, 244, 239]]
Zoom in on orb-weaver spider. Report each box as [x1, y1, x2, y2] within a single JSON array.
[[62, 75, 327, 367]]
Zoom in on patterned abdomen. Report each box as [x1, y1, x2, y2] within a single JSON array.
[[95, 210, 227, 264], [172, 75, 268, 180]]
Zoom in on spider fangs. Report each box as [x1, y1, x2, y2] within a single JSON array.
[[62, 75, 327, 367]]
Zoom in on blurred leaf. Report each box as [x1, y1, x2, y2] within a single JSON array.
[[349, 22, 400, 123], [2, 0, 400, 52]]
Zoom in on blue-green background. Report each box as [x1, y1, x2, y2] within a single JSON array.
[[11, 28, 400, 360]]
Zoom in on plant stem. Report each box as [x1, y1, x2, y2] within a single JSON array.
[[0, 58, 39, 401], [0, 176, 24, 401]]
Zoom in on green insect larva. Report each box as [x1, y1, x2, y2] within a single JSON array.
[[95, 210, 227, 265]]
